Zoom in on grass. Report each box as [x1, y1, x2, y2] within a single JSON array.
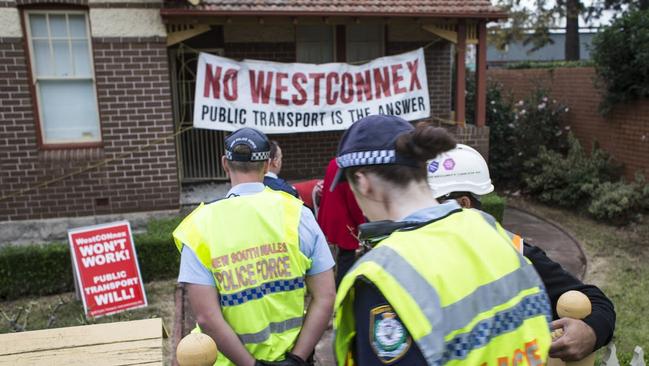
[[0, 279, 177, 364], [508, 197, 649, 362]]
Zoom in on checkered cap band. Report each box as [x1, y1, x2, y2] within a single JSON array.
[[220, 277, 305, 307], [336, 150, 396, 169], [225, 150, 270, 161], [439, 291, 551, 364]]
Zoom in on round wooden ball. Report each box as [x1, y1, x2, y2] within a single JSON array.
[[176, 333, 218, 366], [557, 290, 592, 319]]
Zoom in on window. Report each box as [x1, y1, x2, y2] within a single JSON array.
[[346, 24, 385, 63], [296, 25, 334, 64], [25, 11, 101, 145]]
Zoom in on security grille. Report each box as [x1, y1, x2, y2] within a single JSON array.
[[169, 46, 227, 182]]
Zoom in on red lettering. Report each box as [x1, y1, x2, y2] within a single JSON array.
[[309, 73, 325, 106], [249, 70, 274, 104], [340, 72, 354, 103], [203, 64, 222, 98], [497, 357, 509, 366], [407, 59, 422, 91], [512, 349, 525, 366], [291, 73, 307, 105], [524, 339, 543, 366], [391, 64, 406, 94], [326, 72, 339, 105], [373, 66, 391, 98], [223, 69, 238, 101], [355, 71, 373, 102], [275, 72, 289, 106]]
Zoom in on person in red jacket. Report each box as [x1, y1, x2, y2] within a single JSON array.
[[318, 158, 366, 287]]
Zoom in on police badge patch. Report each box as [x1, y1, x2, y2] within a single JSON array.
[[370, 305, 412, 364]]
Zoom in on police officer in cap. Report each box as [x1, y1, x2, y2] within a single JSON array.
[[331, 115, 552, 365], [173, 127, 335, 366]]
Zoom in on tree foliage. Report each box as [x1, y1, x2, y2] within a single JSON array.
[[591, 9, 649, 114]]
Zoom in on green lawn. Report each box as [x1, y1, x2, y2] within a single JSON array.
[[509, 197, 649, 362]]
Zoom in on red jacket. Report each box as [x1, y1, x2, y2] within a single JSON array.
[[317, 159, 365, 250]]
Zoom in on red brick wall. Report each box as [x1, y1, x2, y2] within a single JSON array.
[[488, 67, 649, 180], [0, 36, 179, 221], [223, 40, 456, 179]]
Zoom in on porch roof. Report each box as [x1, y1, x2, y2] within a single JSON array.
[[161, 0, 507, 20]]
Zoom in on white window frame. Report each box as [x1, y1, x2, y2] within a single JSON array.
[[24, 10, 102, 146]]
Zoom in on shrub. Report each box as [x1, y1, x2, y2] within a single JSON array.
[[524, 135, 620, 208], [0, 219, 181, 300], [591, 9, 649, 114], [524, 135, 647, 223], [469, 81, 570, 187], [588, 177, 649, 223], [481, 192, 506, 223]]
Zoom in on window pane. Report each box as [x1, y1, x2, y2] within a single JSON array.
[[296, 25, 334, 64], [71, 40, 91, 77], [68, 14, 87, 38], [33, 39, 53, 76], [38, 80, 100, 143], [29, 14, 48, 38], [346, 24, 384, 63], [52, 40, 72, 77], [49, 14, 68, 38]]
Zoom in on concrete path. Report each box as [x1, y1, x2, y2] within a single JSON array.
[[503, 206, 586, 280], [173, 205, 586, 366]]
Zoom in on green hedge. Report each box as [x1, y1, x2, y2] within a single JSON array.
[[482, 192, 506, 223], [0, 218, 181, 301]]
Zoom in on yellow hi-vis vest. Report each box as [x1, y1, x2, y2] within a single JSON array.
[[334, 209, 551, 366], [173, 188, 312, 366]]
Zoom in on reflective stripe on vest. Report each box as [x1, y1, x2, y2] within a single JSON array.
[[350, 245, 550, 364], [334, 209, 552, 366], [173, 188, 311, 365]]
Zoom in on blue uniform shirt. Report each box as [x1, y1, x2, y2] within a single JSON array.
[[263, 172, 299, 198], [178, 182, 335, 286]]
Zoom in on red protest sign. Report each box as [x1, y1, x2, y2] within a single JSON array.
[[68, 221, 147, 318]]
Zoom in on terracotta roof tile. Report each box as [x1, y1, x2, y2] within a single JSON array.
[[163, 0, 505, 18]]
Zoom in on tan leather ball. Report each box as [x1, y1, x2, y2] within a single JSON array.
[[556, 290, 592, 319], [176, 333, 218, 366]]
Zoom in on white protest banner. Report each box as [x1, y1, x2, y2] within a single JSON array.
[[193, 48, 430, 134]]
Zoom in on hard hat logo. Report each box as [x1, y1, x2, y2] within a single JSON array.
[[428, 161, 439, 173], [443, 158, 456, 171]]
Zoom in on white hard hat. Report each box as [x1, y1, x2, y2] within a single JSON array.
[[427, 144, 494, 199]]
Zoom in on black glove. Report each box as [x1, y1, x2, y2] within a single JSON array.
[[255, 352, 308, 366]]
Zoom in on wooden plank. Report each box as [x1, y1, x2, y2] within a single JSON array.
[[0, 318, 163, 355], [0, 338, 162, 366]]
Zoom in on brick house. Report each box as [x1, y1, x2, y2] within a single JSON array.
[[0, 0, 503, 223]]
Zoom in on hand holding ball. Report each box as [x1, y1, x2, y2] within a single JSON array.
[[177, 333, 218, 366]]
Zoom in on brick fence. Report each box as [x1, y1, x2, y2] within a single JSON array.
[[487, 67, 649, 181]]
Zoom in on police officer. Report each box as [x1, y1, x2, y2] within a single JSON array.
[[331, 115, 552, 365], [263, 140, 299, 198], [173, 127, 336, 366], [427, 144, 616, 362]]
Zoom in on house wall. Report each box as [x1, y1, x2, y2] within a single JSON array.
[[219, 23, 489, 179], [0, 0, 179, 221]]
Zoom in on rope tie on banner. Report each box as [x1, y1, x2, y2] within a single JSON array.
[[1, 39, 461, 203], [0, 126, 193, 203]]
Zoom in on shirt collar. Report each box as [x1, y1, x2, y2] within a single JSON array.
[[227, 182, 265, 197], [400, 200, 462, 223], [264, 172, 278, 179]]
